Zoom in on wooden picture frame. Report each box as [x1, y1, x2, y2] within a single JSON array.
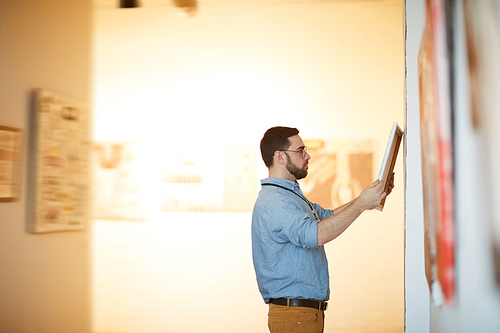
[[0, 126, 23, 201], [376, 122, 403, 211]]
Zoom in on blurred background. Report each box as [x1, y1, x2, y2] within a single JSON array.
[[91, 0, 404, 332], [0, 0, 404, 332]]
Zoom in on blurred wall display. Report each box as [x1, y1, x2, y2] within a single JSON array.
[[92, 141, 148, 220], [160, 142, 257, 212], [0, 126, 23, 201], [92, 139, 374, 215], [28, 89, 90, 233], [464, 0, 500, 285], [418, 0, 455, 305], [302, 138, 374, 210], [224, 143, 258, 211]]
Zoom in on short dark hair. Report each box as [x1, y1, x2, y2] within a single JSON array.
[[260, 126, 299, 168]]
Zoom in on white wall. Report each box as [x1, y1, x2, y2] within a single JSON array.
[[0, 0, 92, 332], [404, 0, 431, 332]]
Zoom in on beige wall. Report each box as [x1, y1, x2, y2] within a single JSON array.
[[0, 0, 92, 332], [93, 1, 404, 332]]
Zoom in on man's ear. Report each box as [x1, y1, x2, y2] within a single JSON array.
[[274, 150, 286, 166]]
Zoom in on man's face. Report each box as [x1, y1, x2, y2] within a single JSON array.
[[284, 135, 311, 180]]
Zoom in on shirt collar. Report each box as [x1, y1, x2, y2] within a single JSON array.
[[261, 178, 300, 191]]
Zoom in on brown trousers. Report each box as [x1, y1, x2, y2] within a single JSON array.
[[268, 303, 325, 333]]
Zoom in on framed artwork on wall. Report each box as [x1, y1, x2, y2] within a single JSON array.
[[0, 126, 23, 202], [28, 89, 90, 233], [418, 0, 456, 306]]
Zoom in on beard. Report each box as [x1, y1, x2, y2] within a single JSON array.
[[285, 154, 308, 180]]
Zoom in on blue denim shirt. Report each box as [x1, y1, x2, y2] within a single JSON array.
[[251, 178, 333, 303]]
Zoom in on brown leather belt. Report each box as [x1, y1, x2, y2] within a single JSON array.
[[269, 298, 328, 311]]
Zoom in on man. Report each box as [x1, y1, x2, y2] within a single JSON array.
[[251, 126, 394, 333]]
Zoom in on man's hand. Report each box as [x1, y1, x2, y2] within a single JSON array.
[[356, 179, 387, 210], [317, 178, 388, 246]]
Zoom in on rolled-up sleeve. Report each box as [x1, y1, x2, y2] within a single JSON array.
[[313, 202, 334, 220], [267, 197, 319, 249]]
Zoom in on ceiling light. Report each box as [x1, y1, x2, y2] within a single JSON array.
[[119, 0, 140, 8]]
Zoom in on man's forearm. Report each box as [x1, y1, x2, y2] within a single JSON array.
[[317, 199, 364, 247], [332, 199, 355, 215]]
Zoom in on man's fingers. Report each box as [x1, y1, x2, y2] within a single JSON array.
[[377, 181, 385, 192]]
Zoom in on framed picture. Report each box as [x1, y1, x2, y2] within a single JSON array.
[[28, 89, 90, 233], [376, 122, 403, 211], [0, 126, 23, 201]]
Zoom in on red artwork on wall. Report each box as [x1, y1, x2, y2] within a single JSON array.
[[418, 0, 455, 306]]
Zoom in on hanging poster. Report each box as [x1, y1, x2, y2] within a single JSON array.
[[28, 89, 90, 233]]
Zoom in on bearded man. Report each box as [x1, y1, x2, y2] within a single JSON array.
[[251, 126, 393, 333]]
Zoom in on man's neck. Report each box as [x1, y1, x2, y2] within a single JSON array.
[[268, 168, 296, 182]]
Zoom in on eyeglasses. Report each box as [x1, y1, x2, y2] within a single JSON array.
[[279, 146, 308, 157]]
